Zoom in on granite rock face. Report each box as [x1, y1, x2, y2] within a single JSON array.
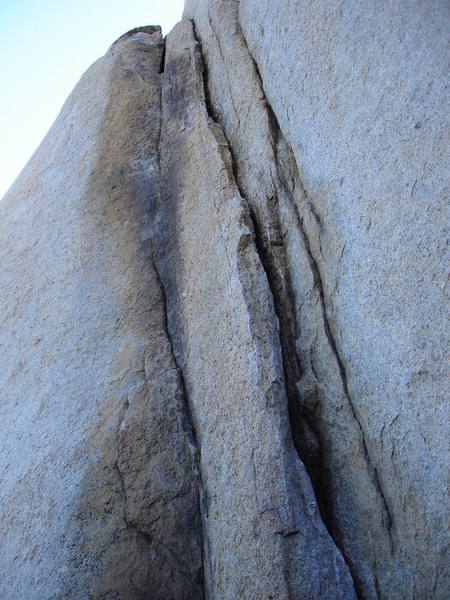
[[0, 28, 202, 600], [0, 2, 448, 599], [155, 19, 354, 599], [184, 1, 449, 596]]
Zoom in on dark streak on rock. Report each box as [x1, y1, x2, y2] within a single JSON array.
[[155, 43, 206, 594]]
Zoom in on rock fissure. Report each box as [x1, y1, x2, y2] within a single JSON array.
[[1, 3, 447, 598], [279, 144, 395, 558], [193, 18, 316, 482], [186, 6, 401, 592], [293, 177, 394, 554], [157, 18, 358, 597], [194, 0, 337, 536], [152, 250, 206, 599], [206, 12, 241, 129], [156, 37, 195, 451], [190, 20, 217, 132], [151, 257, 198, 450], [233, 53, 364, 597], [194, 15, 322, 488], [234, 5, 397, 570], [190, 16, 360, 596], [155, 39, 206, 597]]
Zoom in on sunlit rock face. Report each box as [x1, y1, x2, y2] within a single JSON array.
[[0, 2, 448, 599]]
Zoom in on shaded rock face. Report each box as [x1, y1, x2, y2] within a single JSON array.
[[0, 28, 202, 600], [0, 3, 448, 600]]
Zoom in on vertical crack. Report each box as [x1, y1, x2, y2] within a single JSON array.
[[188, 13, 399, 594], [151, 256, 198, 449], [156, 41, 207, 595], [237, 8, 395, 559], [151, 254, 207, 599], [190, 16, 355, 590], [191, 15, 323, 511], [245, 203, 323, 484], [191, 18, 398, 596], [191, 20, 216, 124], [206, 12, 241, 129], [284, 171, 395, 558]]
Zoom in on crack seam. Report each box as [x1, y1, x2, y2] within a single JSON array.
[[199, 12, 396, 594], [207, 11, 241, 129], [234, 10, 395, 560], [291, 182, 395, 556], [151, 253, 207, 595], [156, 45, 207, 594]]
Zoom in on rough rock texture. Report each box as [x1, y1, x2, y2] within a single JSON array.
[[183, 1, 449, 597], [0, 2, 449, 599], [154, 18, 355, 599], [0, 28, 202, 600]]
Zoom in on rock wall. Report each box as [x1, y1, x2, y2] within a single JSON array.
[[0, 28, 202, 599], [0, 2, 448, 599], [155, 19, 354, 599], [183, 1, 450, 597]]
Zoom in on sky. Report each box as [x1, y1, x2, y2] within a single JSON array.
[[0, 0, 184, 199]]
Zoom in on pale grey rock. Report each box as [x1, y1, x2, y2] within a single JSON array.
[[0, 2, 448, 599], [0, 27, 202, 599], [183, 1, 393, 596], [186, 0, 450, 597], [154, 18, 355, 600]]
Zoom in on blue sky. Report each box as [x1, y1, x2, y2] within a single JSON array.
[[0, 0, 184, 198]]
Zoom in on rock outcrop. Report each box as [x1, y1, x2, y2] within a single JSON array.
[[0, 28, 202, 599], [0, 2, 448, 599]]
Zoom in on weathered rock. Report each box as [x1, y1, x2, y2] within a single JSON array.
[[185, 0, 449, 597], [0, 2, 449, 599], [154, 17, 355, 600], [236, 2, 450, 597], [0, 27, 202, 600], [183, 1, 393, 596]]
